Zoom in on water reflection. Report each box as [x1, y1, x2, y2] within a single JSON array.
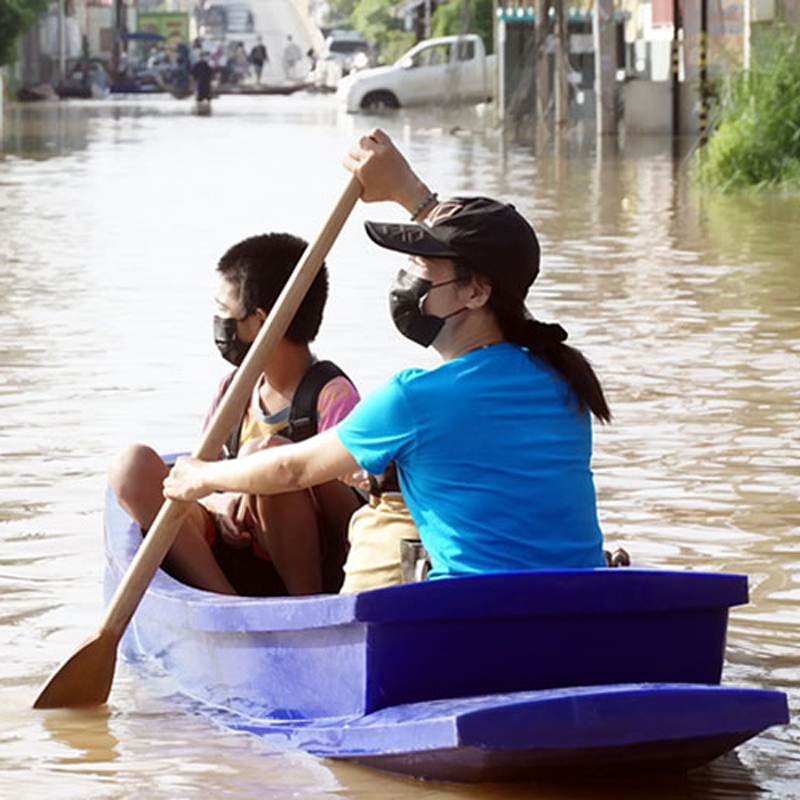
[[44, 706, 120, 766], [0, 94, 798, 798], [0, 102, 92, 161]]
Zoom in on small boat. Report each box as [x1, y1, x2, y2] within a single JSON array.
[[104, 486, 788, 783], [109, 80, 166, 95], [163, 81, 308, 100], [215, 81, 311, 96], [55, 59, 111, 100], [17, 83, 58, 102]]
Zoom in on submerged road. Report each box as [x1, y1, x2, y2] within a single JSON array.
[[220, 0, 319, 80], [0, 95, 798, 798]]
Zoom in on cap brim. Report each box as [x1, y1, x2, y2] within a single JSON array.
[[364, 220, 461, 259]]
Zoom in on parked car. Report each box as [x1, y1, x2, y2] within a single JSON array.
[[337, 34, 496, 112], [321, 29, 371, 74]]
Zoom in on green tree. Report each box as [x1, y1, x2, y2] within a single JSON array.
[[351, 0, 396, 44], [431, 0, 494, 54], [348, 0, 494, 64], [0, 0, 48, 66], [327, 0, 358, 26], [351, 0, 414, 63]]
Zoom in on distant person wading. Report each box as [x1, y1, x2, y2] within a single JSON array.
[[283, 35, 302, 79], [250, 37, 268, 83], [191, 52, 213, 102]]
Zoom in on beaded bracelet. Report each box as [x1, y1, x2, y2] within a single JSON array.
[[410, 191, 438, 221]]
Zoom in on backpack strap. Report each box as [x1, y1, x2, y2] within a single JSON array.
[[223, 360, 350, 456], [284, 360, 349, 443], [223, 405, 246, 459], [212, 371, 243, 460]]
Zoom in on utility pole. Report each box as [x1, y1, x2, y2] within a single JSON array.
[[535, 0, 550, 122], [113, 0, 124, 81], [671, 0, 682, 138], [593, 0, 616, 134], [699, 0, 709, 145], [744, 0, 752, 69], [495, 1, 506, 123], [554, 0, 568, 125], [58, 0, 67, 81]]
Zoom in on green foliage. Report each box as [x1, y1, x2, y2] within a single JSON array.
[[377, 29, 416, 63], [348, 0, 494, 64], [350, 0, 414, 63], [327, 0, 358, 26], [430, 0, 494, 54], [696, 28, 800, 191], [351, 0, 397, 45], [0, 0, 48, 66]]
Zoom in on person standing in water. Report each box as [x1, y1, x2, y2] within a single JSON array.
[[282, 35, 302, 79], [250, 37, 268, 84]]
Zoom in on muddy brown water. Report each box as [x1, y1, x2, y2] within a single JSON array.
[[1, 94, 798, 798]]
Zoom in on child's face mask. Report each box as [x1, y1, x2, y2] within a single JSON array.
[[213, 315, 251, 366]]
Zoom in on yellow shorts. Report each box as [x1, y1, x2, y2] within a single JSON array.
[[340, 492, 419, 594]]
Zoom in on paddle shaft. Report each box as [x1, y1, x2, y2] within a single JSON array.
[[102, 175, 362, 638], [33, 176, 361, 708]]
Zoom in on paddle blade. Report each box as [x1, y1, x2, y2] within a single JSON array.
[[33, 629, 118, 709], [32, 176, 362, 711]]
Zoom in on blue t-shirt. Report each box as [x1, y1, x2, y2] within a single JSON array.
[[336, 343, 605, 579]]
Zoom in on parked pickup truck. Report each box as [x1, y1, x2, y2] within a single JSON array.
[[337, 34, 496, 112]]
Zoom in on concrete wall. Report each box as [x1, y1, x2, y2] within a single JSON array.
[[85, 6, 114, 59], [783, 0, 800, 24], [625, 78, 700, 134]]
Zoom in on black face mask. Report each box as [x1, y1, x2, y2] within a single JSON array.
[[213, 315, 250, 366], [388, 269, 463, 347]]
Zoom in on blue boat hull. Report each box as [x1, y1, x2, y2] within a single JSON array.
[[103, 487, 788, 782], [218, 684, 786, 782]]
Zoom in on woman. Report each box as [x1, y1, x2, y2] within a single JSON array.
[[164, 129, 611, 581]]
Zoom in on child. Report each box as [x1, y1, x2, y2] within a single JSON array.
[[109, 233, 362, 596]]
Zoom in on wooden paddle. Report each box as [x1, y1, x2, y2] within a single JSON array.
[[33, 175, 362, 709]]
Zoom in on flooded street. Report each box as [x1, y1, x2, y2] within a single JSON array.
[[1, 93, 798, 798]]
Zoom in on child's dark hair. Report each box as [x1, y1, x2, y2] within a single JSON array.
[[454, 260, 610, 423], [368, 461, 400, 497], [217, 232, 328, 344]]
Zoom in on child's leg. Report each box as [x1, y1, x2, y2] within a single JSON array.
[[108, 444, 236, 594], [239, 436, 323, 595]]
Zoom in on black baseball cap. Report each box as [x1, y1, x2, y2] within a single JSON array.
[[364, 196, 540, 300]]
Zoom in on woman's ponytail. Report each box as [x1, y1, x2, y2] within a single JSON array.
[[484, 278, 611, 423], [453, 259, 610, 422]]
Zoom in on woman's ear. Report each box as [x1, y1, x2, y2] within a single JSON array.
[[464, 275, 492, 310]]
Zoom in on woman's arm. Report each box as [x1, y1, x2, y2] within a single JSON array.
[[163, 428, 360, 502]]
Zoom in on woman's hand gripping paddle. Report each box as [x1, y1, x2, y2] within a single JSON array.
[[33, 176, 362, 709]]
